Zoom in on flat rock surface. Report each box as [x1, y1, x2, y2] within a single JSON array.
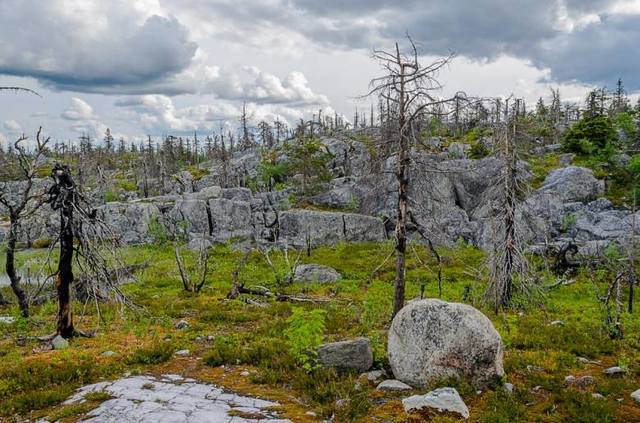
[[48, 374, 291, 422]]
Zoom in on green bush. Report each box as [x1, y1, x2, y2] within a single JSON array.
[[284, 137, 332, 196], [203, 336, 241, 367], [104, 191, 119, 203], [147, 215, 169, 244], [613, 111, 637, 141], [469, 141, 490, 159], [117, 180, 137, 192], [125, 342, 174, 365], [283, 307, 326, 371], [562, 116, 617, 156], [258, 151, 289, 188]]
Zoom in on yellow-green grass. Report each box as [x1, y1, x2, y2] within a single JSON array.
[[0, 241, 639, 422]]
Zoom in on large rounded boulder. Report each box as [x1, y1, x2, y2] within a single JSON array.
[[538, 166, 603, 203], [388, 299, 504, 388]]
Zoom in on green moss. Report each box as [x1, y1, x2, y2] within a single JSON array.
[[2, 241, 640, 421]]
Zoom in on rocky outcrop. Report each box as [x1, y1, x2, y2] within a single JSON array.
[[317, 337, 373, 373], [5, 134, 637, 253], [388, 299, 504, 389], [278, 209, 386, 248], [97, 202, 163, 244]]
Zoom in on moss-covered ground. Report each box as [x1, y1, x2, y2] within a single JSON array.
[[1, 241, 640, 422]]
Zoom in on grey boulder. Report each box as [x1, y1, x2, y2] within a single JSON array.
[[317, 337, 373, 373], [388, 299, 504, 388], [52, 335, 69, 350], [294, 264, 341, 284], [539, 166, 603, 203]]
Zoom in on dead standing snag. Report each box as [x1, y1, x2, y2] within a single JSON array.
[[48, 164, 77, 338]]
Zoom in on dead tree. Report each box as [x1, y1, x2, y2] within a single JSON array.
[[259, 244, 302, 287], [47, 163, 128, 338], [175, 242, 210, 293], [627, 188, 637, 313], [227, 245, 322, 304], [365, 36, 455, 317], [239, 102, 254, 150], [0, 128, 50, 316], [484, 99, 536, 311]]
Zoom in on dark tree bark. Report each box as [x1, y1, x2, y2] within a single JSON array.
[[57, 197, 74, 337], [49, 164, 77, 338], [6, 220, 29, 317]]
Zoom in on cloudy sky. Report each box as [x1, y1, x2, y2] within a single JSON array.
[[1, 0, 639, 146]]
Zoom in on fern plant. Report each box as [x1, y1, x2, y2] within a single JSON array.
[[283, 307, 326, 371]]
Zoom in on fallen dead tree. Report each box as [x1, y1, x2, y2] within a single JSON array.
[[227, 246, 330, 304]]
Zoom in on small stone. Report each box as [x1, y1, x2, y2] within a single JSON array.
[[376, 379, 412, 392], [240, 371, 250, 377], [603, 366, 626, 376], [564, 375, 595, 387], [527, 365, 544, 372], [631, 389, 640, 403], [503, 383, 514, 395], [305, 411, 317, 417], [0, 316, 16, 324], [363, 370, 386, 382], [174, 349, 190, 357], [592, 393, 605, 400], [578, 375, 595, 386], [402, 387, 469, 419], [577, 357, 601, 365], [549, 320, 564, 326], [195, 336, 203, 342], [52, 335, 69, 350], [175, 320, 189, 330], [207, 335, 215, 341], [32, 344, 53, 353], [101, 350, 116, 357], [15, 336, 27, 347]]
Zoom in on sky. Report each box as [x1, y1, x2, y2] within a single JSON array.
[[1, 0, 639, 146]]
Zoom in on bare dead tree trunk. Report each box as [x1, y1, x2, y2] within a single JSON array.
[[0, 128, 50, 316], [393, 43, 409, 317], [56, 199, 75, 338], [364, 37, 455, 318], [50, 165, 76, 338], [6, 220, 29, 317], [628, 189, 636, 313], [485, 100, 535, 311], [499, 117, 518, 309]]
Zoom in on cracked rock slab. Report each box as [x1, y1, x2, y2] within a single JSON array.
[[53, 374, 292, 423]]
